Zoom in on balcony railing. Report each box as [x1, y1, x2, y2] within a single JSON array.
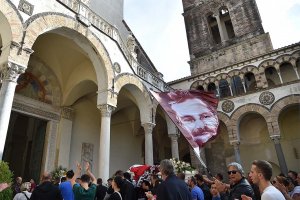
[[57, 0, 171, 91]]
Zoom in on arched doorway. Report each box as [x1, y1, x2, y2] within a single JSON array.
[[3, 112, 47, 182]]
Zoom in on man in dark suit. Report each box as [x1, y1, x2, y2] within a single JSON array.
[[147, 159, 192, 200], [95, 178, 107, 200]]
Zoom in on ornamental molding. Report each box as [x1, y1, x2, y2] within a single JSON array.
[[221, 100, 235, 113], [113, 62, 121, 74], [13, 94, 60, 121], [259, 91, 275, 105], [18, 0, 34, 16], [12, 102, 60, 121]]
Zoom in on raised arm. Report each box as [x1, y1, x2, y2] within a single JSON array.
[[85, 162, 96, 185], [71, 162, 82, 187]]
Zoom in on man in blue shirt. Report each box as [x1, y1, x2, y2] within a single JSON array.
[[59, 170, 75, 200], [189, 176, 204, 200]]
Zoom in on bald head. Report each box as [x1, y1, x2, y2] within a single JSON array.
[[42, 172, 52, 182]]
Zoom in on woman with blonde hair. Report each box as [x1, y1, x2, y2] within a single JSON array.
[[13, 182, 31, 200]]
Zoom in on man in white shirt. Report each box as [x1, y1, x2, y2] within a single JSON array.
[[241, 160, 285, 200]]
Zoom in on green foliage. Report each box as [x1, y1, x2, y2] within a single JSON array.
[[0, 161, 13, 200], [50, 165, 67, 181]]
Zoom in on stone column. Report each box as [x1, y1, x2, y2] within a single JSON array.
[[57, 107, 74, 168], [271, 135, 288, 175], [277, 71, 283, 84], [228, 85, 233, 96], [98, 104, 115, 182], [0, 62, 25, 160], [142, 122, 155, 165], [43, 121, 59, 172], [216, 87, 220, 98], [242, 81, 247, 93], [293, 67, 300, 79], [214, 14, 229, 42], [232, 140, 241, 164], [169, 134, 179, 159]]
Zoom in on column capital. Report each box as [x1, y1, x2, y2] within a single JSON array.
[[168, 133, 179, 140], [1, 62, 26, 83], [61, 107, 74, 120], [98, 104, 115, 117], [230, 139, 240, 146], [142, 122, 156, 134], [270, 135, 281, 144]]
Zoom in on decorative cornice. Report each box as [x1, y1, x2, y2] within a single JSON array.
[[12, 102, 60, 121]]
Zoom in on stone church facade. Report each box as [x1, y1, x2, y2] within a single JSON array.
[[171, 0, 300, 176], [0, 0, 299, 183], [0, 0, 181, 183]]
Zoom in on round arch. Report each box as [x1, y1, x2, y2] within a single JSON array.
[[23, 13, 114, 94], [258, 59, 276, 70], [218, 111, 230, 125], [115, 73, 153, 123], [64, 80, 98, 106], [270, 95, 300, 119], [0, 0, 23, 65], [190, 80, 205, 90], [229, 104, 271, 138]]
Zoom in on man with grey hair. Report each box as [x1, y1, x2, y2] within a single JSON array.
[[215, 162, 255, 200], [146, 159, 192, 200]]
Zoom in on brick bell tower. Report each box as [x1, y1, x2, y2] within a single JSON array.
[[182, 0, 273, 75]]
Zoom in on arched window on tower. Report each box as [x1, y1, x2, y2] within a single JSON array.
[[231, 76, 244, 96], [208, 14, 221, 44], [280, 62, 297, 83], [265, 67, 280, 87], [197, 85, 204, 91], [207, 82, 217, 96], [244, 72, 257, 92], [219, 79, 230, 98], [219, 7, 235, 39]]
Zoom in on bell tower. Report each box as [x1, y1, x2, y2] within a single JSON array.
[[182, 0, 273, 75]]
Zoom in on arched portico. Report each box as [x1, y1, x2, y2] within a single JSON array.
[[22, 13, 114, 98]]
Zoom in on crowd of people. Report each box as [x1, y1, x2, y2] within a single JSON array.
[[1, 159, 299, 200]]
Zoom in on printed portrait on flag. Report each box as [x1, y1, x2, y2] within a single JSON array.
[[151, 90, 219, 148]]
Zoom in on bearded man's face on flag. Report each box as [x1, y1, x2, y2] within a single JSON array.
[[171, 97, 218, 146]]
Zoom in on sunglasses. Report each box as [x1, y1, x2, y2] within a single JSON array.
[[227, 170, 238, 175]]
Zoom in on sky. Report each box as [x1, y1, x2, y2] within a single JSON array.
[[124, 0, 300, 82]]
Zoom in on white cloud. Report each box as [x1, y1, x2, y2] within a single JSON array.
[[124, 0, 300, 82]]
